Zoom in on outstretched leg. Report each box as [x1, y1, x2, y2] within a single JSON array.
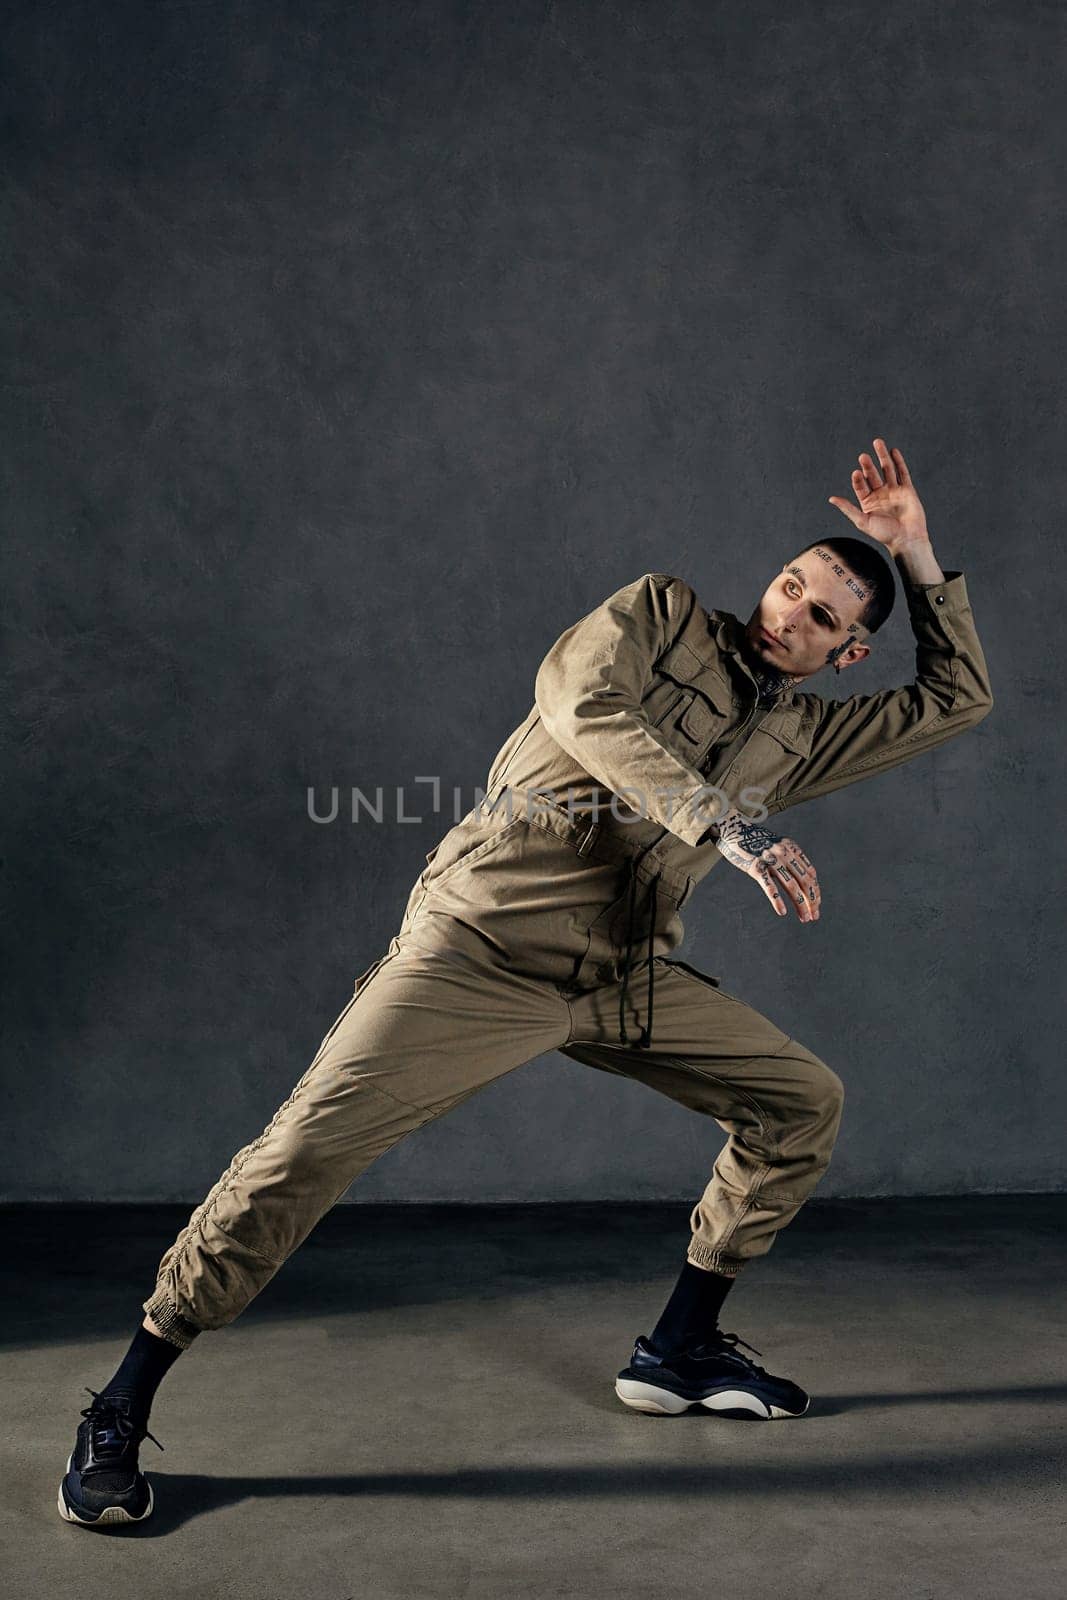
[[144, 941, 571, 1347], [60, 935, 570, 1528]]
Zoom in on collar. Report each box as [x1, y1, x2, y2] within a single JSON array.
[[708, 607, 750, 662], [706, 607, 802, 709]]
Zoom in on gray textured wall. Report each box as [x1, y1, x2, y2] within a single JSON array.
[[3, 1, 1060, 1203]]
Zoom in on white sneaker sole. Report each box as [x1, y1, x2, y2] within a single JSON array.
[[615, 1377, 808, 1419], [57, 1452, 155, 1527]]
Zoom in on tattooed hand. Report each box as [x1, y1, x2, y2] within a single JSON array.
[[708, 810, 821, 923]]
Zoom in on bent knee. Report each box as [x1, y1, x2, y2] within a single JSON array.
[[819, 1062, 845, 1124], [797, 1051, 845, 1124]]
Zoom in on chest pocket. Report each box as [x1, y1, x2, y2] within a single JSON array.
[[645, 638, 734, 755], [742, 710, 817, 799]]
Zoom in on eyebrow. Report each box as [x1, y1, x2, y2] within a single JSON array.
[[787, 566, 842, 628]]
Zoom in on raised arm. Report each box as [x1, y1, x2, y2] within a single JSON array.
[[767, 442, 994, 813]]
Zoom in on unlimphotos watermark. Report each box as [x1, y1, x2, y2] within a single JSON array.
[[306, 778, 770, 828]]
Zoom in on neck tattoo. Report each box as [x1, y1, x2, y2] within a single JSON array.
[[750, 663, 797, 703]]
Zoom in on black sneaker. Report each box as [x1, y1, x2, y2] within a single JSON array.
[[615, 1330, 810, 1419], [57, 1388, 164, 1528]]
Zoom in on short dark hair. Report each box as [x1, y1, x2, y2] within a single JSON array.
[[790, 536, 896, 633]]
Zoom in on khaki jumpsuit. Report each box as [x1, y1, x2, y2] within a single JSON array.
[[145, 570, 994, 1350]]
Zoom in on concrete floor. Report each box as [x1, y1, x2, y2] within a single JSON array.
[[3, 1196, 1065, 1599]]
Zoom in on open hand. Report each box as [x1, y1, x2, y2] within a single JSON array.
[[828, 437, 929, 554]]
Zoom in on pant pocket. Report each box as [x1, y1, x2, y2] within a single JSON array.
[[662, 956, 722, 988], [311, 993, 361, 1063], [422, 814, 525, 892], [311, 956, 389, 1062], [353, 955, 387, 994]]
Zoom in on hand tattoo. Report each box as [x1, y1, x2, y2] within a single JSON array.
[[708, 811, 821, 919], [713, 815, 783, 870]]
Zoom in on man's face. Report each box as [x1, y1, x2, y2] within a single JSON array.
[[742, 545, 872, 680]]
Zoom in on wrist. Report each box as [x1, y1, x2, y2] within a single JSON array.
[[891, 536, 944, 585], [886, 531, 931, 559]]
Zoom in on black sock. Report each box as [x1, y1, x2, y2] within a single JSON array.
[[648, 1262, 736, 1355], [98, 1323, 184, 1421]]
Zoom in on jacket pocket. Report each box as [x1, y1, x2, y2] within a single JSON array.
[[645, 641, 733, 750], [675, 694, 722, 745]]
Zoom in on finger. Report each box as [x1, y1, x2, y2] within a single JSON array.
[[753, 859, 788, 916], [778, 859, 814, 920], [777, 848, 820, 916], [873, 437, 898, 486], [857, 452, 883, 492], [783, 843, 819, 887], [827, 495, 864, 529], [770, 863, 810, 921], [786, 854, 821, 918], [892, 446, 912, 486], [763, 851, 811, 921]]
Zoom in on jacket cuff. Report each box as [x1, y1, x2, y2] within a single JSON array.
[[902, 568, 967, 621], [668, 786, 732, 849]]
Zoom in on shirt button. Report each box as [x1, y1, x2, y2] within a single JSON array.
[[935, 595, 945, 604]]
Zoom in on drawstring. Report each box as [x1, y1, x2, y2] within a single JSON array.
[[618, 858, 661, 1050]]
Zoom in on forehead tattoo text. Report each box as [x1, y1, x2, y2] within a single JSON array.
[[807, 547, 868, 604]]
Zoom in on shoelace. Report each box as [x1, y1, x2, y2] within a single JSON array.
[[693, 1330, 769, 1376], [618, 858, 661, 1049], [81, 1387, 165, 1457]]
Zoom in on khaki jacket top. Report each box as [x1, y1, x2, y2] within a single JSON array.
[[482, 568, 994, 900]]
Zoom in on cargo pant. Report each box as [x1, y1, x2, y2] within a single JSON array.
[[144, 798, 845, 1350]]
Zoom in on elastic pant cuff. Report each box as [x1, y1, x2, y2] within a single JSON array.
[[686, 1241, 748, 1277], [143, 1289, 203, 1351]]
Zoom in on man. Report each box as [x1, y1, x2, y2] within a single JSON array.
[[59, 438, 993, 1527]]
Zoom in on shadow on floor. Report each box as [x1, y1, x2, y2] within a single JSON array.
[[67, 1422, 1067, 1538]]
